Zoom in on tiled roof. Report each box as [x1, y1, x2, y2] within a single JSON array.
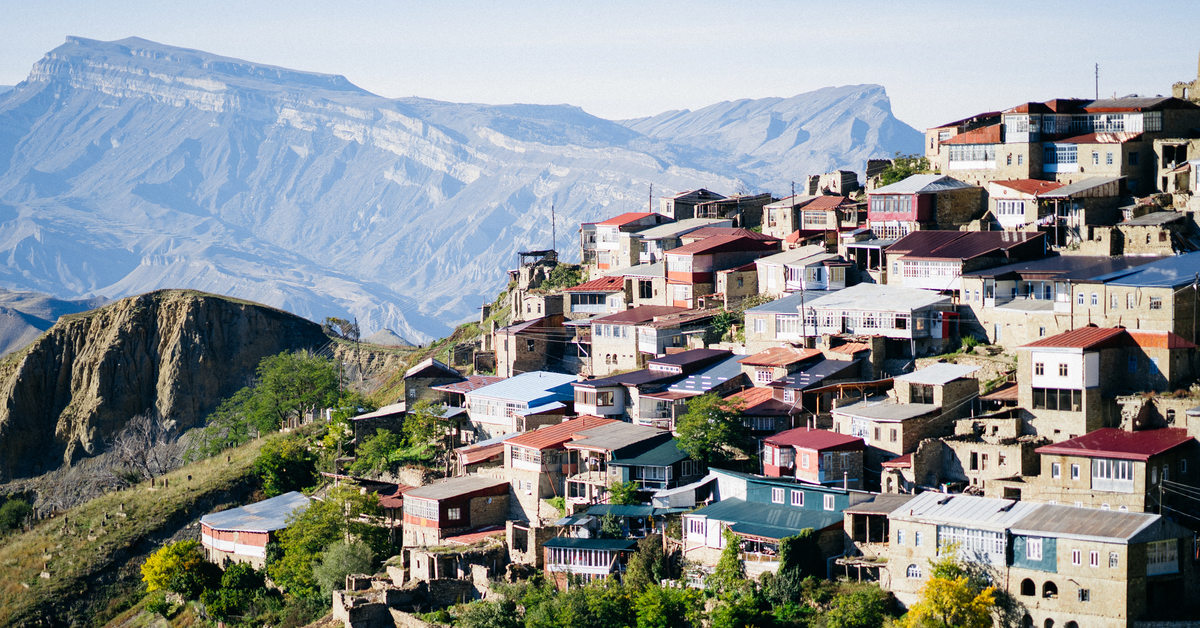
[[564, 276, 625, 292], [666, 235, 779, 256], [506, 415, 618, 451], [990, 179, 1066, 196], [1020, 326, 1127, 350], [1035, 428, 1194, 461], [598, 211, 655, 226], [738, 347, 823, 367], [941, 124, 1002, 145], [764, 427, 864, 451]]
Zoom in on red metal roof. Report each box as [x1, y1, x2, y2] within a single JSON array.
[[1021, 326, 1127, 350], [598, 212, 655, 226], [505, 415, 619, 451], [456, 442, 506, 465], [726, 386, 774, 407], [564, 275, 625, 292], [443, 525, 506, 545], [764, 427, 865, 452], [785, 230, 828, 244], [593, 305, 686, 325], [991, 179, 1066, 196], [432, 375, 505, 395], [378, 484, 416, 509], [981, 382, 1019, 401], [802, 196, 852, 211], [738, 347, 823, 367], [829, 342, 872, 355], [941, 124, 1002, 145], [682, 227, 780, 242], [666, 235, 780, 256], [1035, 428, 1194, 461], [887, 230, 1044, 261], [881, 453, 912, 468]]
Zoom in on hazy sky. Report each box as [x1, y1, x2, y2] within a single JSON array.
[[2, 1, 1199, 130]]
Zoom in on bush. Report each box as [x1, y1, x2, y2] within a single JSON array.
[[0, 498, 32, 532], [312, 540, 374, 595], [254, 436, 318, 496], [141, 540, 220, 599]]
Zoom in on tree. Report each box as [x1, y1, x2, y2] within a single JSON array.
[[599, 512, 623, 539], [624, 534, 668, 593], [876, 153, 932, 187], [901, 553, 997, 628], [404, 400, 454, 470], [312, 540, 374, 595], [540, 264, 584, 290], [607, 480, 640, 506], [675, 394, 749, 468], [141, 540, 219, 599], [458, 598, 522, 628], [193, 351, 340, 458], [199, 562, 266, 623], [109, 410, 185, 481], [0, 498, 32, 532], [268, 486, 386, 597], [710, 591, 772, 628], [825, 584, 890, 628], [633, 584, 703, 628], [255, 435, 318, 496], [705, 528, 747, 594], [349, 428, 406, 476]]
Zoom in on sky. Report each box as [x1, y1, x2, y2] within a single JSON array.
[[2, 1, 1199, 130]]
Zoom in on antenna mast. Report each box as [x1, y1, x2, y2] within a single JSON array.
[[1095, 63, 1099, 100], [649, 183, 653, 213], [551, 202, 556, 254]]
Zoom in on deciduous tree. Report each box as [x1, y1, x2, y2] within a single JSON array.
[[901, 553, 997, 628], [254, 435, 318, 496], [141, 540, 219, 599], [675, 393, 749, 468]]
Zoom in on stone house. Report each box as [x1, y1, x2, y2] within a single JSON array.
[[401, 475, 509, 547], [589, 306, 716, 377], [1116, 210, 1191, 256], [761, 427, 865, 489], [886, 414, 1046, 495], [924, 110, 1001, 166], [999, 427, 1198, 512], [664, 234, 781, 308], [403, 358, 466, 405], [658, 188, 726, 220], [563, 422, 672, 510], [563, 276, 627, 320], [588, 212, 672, 274], [493, 315, 572, 378], [543, 537, 638, 589], [881, 492, 1198, 627], [831, 363, 980, 487], [502, 415, 617, 523], [866, 174, 984, 238], [692, 192, 775, 229], [884, 230, 1047, 296], [715, 262, 759, 306], [986, 178, 1065, 230]]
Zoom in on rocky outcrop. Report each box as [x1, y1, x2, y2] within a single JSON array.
[[0, 289, 328, 481]]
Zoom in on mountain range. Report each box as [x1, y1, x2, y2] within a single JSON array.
[[0, 37, 921, 342]]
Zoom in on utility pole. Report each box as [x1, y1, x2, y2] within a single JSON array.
[[551, 202, 556, 254], [649, 183, 653, 213], [1095, 63, 1099, 100]]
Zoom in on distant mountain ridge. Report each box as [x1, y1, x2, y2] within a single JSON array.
[[0, 37, 921, 341]]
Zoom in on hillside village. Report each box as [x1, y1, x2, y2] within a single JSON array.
[[178, 60, 1200, 628]]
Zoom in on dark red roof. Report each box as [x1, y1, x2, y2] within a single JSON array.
[[941, 124, 1002, 145], [991, 179, 1066, 196], [683, 227, 780, 242], [593, 305, 687, 325], [564, 275, 625, 292], [1021, 326, 1127, 350], [887, 230, 1044, 261], [1036, 428, 1194, 461], [882, 453, 912, 468], [666, 235, 780, 256], [432, 375, 505, 394], [764, 427, 864, 452], [739, 347, 823, 367], [1052, 132, 1142, 145], [598, 212, 655, 226], [802, 196, 852, 211], [442, 525, 506, 545], [1126, 330, 1198, 350], [726, 387, 792, 416], [505, 415, 618, 451]]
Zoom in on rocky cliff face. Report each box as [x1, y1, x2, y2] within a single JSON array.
[[0, 289, 328, 481]]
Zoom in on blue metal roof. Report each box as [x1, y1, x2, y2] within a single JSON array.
[[688, 497, 843, 539], [771, 358, 857, 390], [667, 356, 747, 395], [1087, 251, 1200, 288], [543, 537, 639, 551], [200, 491, 310, 533], [466, 371, 577, 404]]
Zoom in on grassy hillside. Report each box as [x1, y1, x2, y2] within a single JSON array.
[[0, 435, 270, 627]]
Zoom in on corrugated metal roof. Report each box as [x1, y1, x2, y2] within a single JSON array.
[[894, 363, 979, 385], [962, 254, 1164, 281], [593, 305, 686, 325], [804, 283, 952, 312], [609, 439, 691, 467], [666, 234, 779, 256], [1039, 176, 1123, 198], [1126, 329, 1197, 350], [404, 475, 508, 501], [1086, 250, 1200, 288], [668, 356, 748, 394], [889, 492, 1039, 530], [1035, 428, 1194, 461], [738, 347, 822, 367], [689, 497, 844, 538], [989, 179, 1066, 197], [634, 218, 731, 240], [681, 227, 780, 242], [941, 124, 1002, 145], [1020, 326, 1127, 350], [753, 244, 828, 267], [200, 491, 310, 533], [768, 358, 858, 391], [350, 402, 406, 421], [573, 369, 678, 389], [405, 358, 463, 380], [1009, 505, 1164, 544], [870, 174, 974, 195], [843, 493, 915, 515], [604, 262, 665, 278], [566, 422, 667, 452], [648, 348, 732, 369], [887, 230, 1044, 261], [598, 212, 656, 226], [1050, 132, 1141, 145], [466, 371, 577, 404], [543, 537, 639, 551], [833, 397, 937, 422], [564, 276, 625, 292], [745, 290, 838, 315], [1120, 211, 1187, 226]]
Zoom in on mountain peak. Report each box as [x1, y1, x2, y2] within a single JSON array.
[[31, 36, 368, 96]]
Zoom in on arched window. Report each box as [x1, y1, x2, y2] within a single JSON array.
[[906, 564, 921, 579], [1021, 615, 1033, 628], [1043, 581, 1058, 599], [1020, 579, 1035, 596], [1065, 622, 1078, 628]]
